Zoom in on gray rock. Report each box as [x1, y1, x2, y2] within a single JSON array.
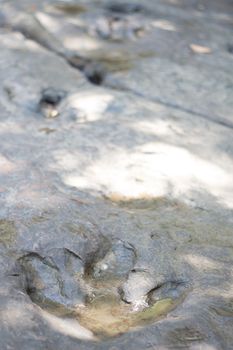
[[92, 239, 136, 279], [150, 280, 190, 302], [122, 270, 156, 309], [106, 3, 145, 14], [0, 0, 233, 349], [19, 250, 86, 309]]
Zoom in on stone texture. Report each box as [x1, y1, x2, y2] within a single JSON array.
[[0, 0, 233, 349]]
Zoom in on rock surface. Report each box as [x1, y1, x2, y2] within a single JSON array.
[[0, 0, 233, 349]]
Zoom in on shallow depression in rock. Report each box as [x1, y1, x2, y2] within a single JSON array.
[[34, 293, 177, 340], [74, 295, 175, 339], [18, 240, 184, 340]]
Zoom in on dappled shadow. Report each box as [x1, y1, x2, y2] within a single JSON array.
[[1, 187, 233, 348], [0, 43, 232, 209], [0, 0, 233, 349]]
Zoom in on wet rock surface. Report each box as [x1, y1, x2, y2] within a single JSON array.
[[0, 0, 233, 349]]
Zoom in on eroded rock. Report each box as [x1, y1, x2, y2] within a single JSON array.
[[19, 250, 86, 309], [150, 280, 190, 302], [0, 0, 233, 348], [107, 2, 145, 14], [91, 239, 136, 280], [89, 15, 146, 41], [121, 270, 156, 309], [39, 88, 67, 118]]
